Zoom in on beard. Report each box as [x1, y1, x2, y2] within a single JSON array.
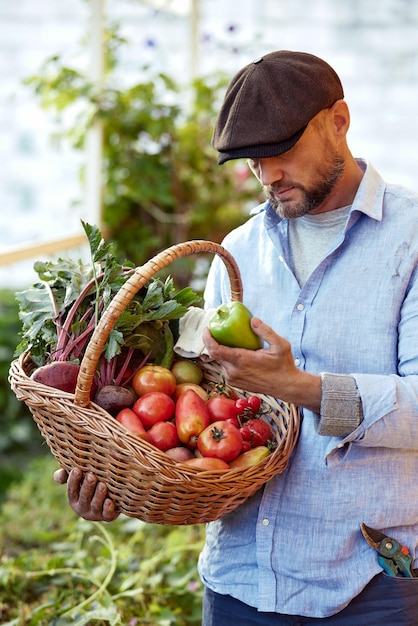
[[264, 149, 345, 219]]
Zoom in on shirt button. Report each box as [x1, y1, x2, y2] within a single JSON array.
[[294, 358, 301, 366], [297, 303, 304, 311], [262, 518, 270, 526]]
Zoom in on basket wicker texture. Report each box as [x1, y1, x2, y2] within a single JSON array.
[[9, 240, 300, 525]]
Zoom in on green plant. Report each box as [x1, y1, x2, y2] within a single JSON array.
[[0, 289, 43, 501], [0, 455, 206, 625], [24, 29, 262, 287]]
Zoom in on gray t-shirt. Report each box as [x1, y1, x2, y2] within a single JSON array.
[[288, 205, 351, 287]]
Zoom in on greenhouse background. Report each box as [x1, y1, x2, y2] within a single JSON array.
[[1, 0, 418, 288], [1, 2, 418, 622]]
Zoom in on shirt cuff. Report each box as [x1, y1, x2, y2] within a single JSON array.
[[314, 373, 364, 437]]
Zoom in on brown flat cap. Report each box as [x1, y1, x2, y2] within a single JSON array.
[[213, 50, 344, 164]]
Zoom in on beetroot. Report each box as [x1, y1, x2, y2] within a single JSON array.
[[94, 385, 135, 416], [31, 362, 82, 394], [31, 361, 98, 399]]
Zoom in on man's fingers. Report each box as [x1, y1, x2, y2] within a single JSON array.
[[102, 497, 120, 522], [250, 317, 275, 345], [53, 468, 68, 484], [66, 469, 120, 521]]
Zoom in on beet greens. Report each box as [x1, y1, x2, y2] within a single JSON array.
[[15, 222, 202, 386]]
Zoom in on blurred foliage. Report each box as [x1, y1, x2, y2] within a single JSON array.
[[24, 28, 262, 287], [0, 25, 262, 623], [2, 25, 262, 485], [0, 290, 43, 500], [0, 455, 206, 625]]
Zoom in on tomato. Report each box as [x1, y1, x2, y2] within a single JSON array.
[[207, 378, 238, 400], [175, 389, 210, 448], [132, 365, 176, 397], [182, 457, 230, 471], [240, 418, 273, 448], [132, 391, 175, 429], [246, 395, 262, 413], [229, 445, 272, 469], [198, 420, 243, 462], [172, 382, 208, 402], [235, 397, 250, 413], [171, 359, 203, 385], [147, 421, 180, 451], [235, 395, 264, 419], [241, 440, 252, 453], [206, 395, 240, 423], [116, 408, 148, 438]]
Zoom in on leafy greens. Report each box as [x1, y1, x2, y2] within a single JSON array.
[[15, 222, 202, 384]]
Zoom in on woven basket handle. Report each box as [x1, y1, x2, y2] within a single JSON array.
[[74, 239, 243, 407]]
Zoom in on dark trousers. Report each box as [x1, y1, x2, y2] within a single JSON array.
[[202, 573, 418, 625]]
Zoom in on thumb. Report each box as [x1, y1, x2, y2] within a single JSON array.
[[54, 468, 68, 484], [251, 317, 279, 346]]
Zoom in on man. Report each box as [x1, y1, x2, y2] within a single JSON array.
[[57, 51, 418, 624]]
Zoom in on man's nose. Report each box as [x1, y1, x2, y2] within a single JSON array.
[[256, 158, 284, 186]]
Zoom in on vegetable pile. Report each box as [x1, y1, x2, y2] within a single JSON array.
[[15, 222, 202, 411], [14, 223, 277, 471], [115, 359, 277, 471]]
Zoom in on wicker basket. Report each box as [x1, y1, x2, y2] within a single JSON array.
[[9, 240, 300, 525]]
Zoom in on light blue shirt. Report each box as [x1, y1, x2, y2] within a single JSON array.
[[198, 160, 418, 618]]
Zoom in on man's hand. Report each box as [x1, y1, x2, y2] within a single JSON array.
[[203, 317, 322, 412], [54, 468, 120, 522]]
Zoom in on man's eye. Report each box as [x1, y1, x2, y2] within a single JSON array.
[[247, 158, 258, 169]]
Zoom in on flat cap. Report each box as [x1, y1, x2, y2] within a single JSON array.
[[213, 50, 344, 164]]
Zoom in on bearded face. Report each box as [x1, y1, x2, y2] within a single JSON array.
[[264, 141, 345, 219]]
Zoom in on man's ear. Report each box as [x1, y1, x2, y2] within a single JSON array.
[[329, 99, 350, 136]]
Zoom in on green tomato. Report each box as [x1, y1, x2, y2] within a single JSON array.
[[208, 302, 263, 350]]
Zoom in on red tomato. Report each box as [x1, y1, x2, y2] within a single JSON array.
[[147, 421, 180, 451], [182, 457, 230, 471], [235, 397, 250, 413], [198, 420, 243, 463], [206, 395, 240, 423], [132, 365, 176, 397], [132, 391, 175, 429], [175, 389, 210, 448], [241, 440, 252, 453], [240, 418, 273, 448], [246, 395, 262, 413], [116, 408, 148, 438]]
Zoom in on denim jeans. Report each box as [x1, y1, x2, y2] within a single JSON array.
[[202, 573, 418, 625]]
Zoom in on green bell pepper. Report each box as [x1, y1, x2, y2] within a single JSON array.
[[208, 301, 263, 350]]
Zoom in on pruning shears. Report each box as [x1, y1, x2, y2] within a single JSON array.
[[361, 523, 417, 578]]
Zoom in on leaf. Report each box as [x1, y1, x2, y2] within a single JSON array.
[[142, 300, 188, 321], [141, 279, 165, 311], [173, 286, 203, 309], [104, 329, 124, 361]]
